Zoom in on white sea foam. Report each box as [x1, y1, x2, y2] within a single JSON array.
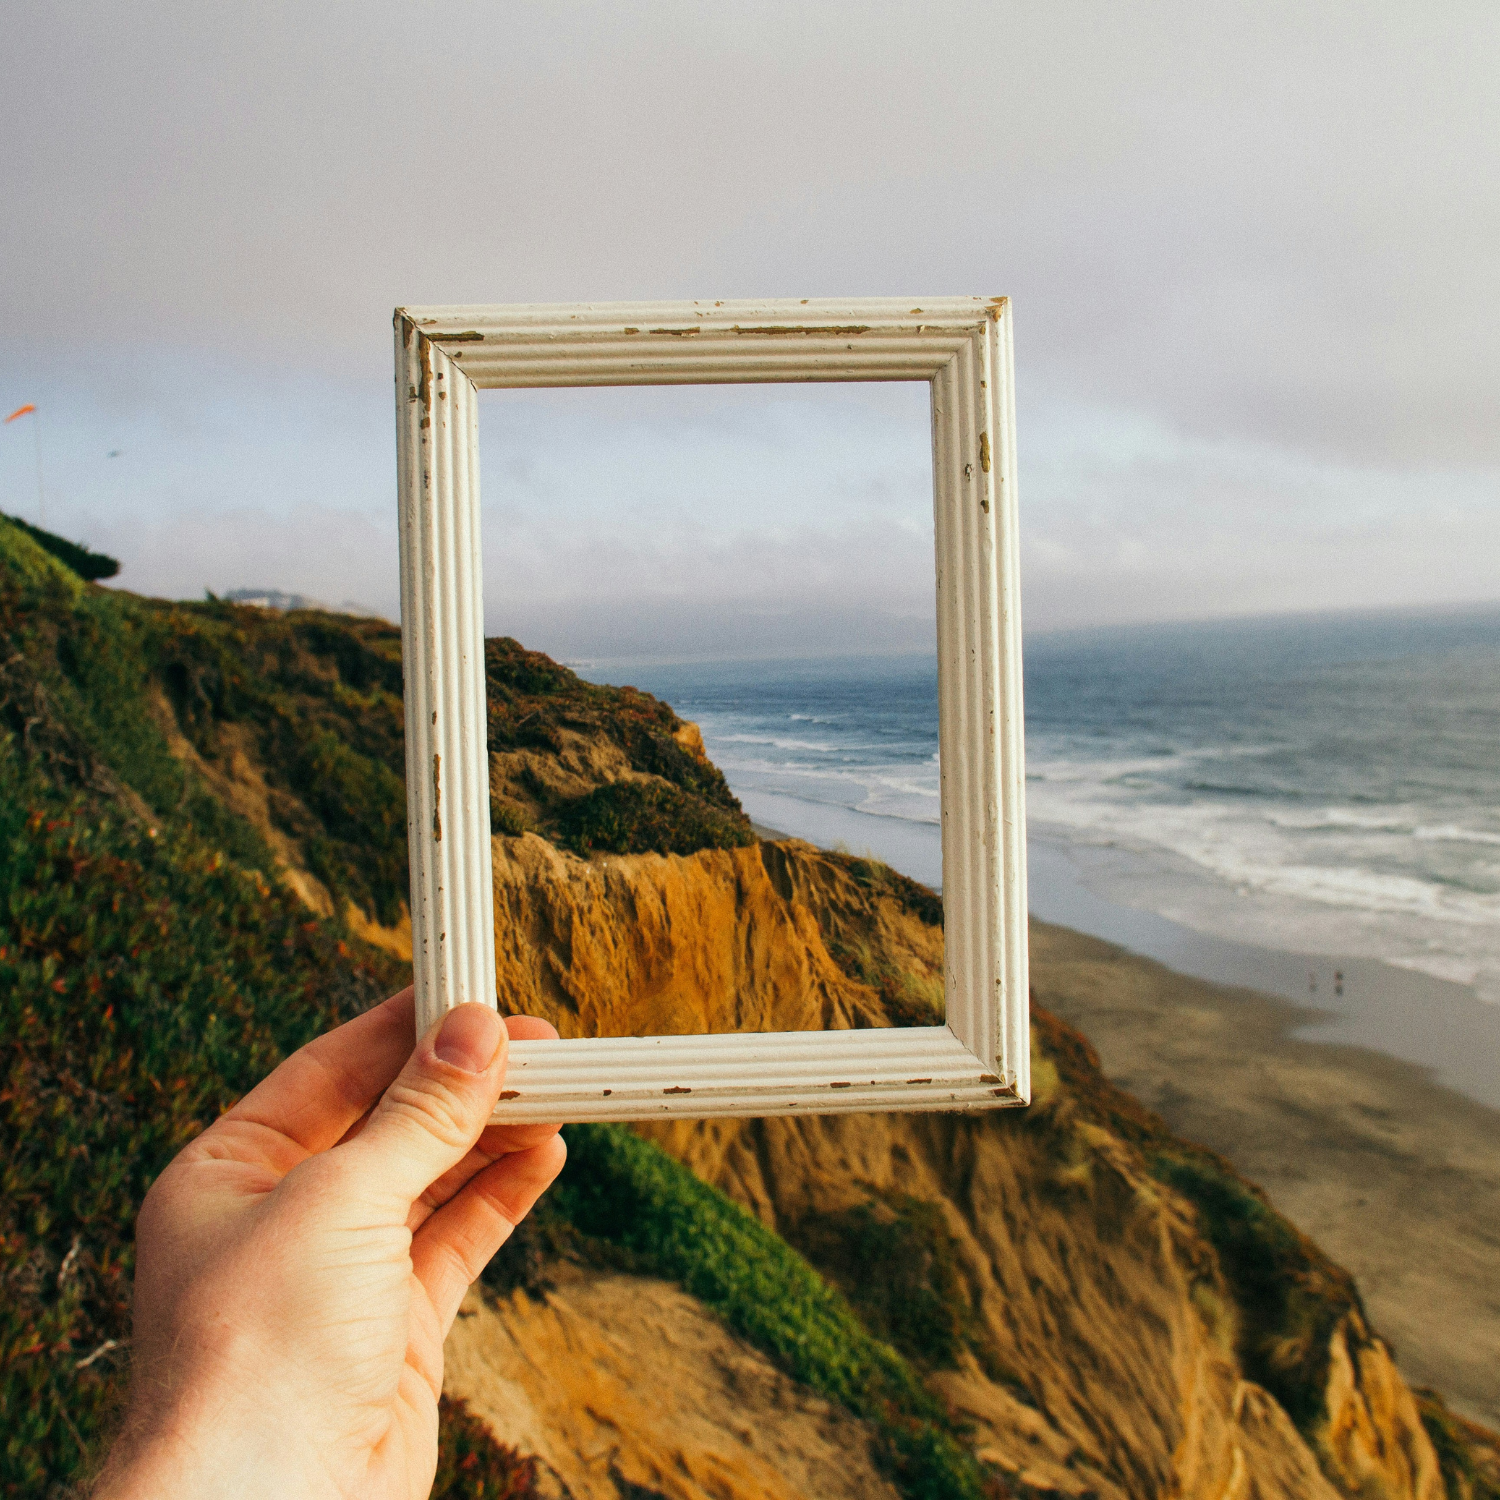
[[1413, 824, 1500, 846], [1023, 753, 1500, 1003], [625, 619, 1500, 1007], [716, 733, 842, 753]]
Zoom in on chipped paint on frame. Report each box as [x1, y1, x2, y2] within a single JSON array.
[[393, 297, 1028, 1119]]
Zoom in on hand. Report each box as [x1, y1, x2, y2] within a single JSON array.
[[94, 989, 565, 1500]]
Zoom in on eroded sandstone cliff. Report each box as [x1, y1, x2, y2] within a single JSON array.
[[438, 830, 1450, 1500]]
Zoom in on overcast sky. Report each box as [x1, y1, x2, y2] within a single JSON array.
[[1, 3, 1496, 658]]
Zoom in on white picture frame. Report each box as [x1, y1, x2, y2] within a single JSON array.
[[394, 298, 1028, 1120]]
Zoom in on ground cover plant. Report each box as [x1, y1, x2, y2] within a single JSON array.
[[532, 1122, 998, 1500], [0, 760, 403, 1491], [432, 1396, 540, 1500], [0, 523, 521, 1495], [785, 1193, 976, 1371], [554, 777, 755, 857], [485, 635, 754, 856]]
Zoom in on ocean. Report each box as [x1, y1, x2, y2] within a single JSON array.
[[583, 605, 1500, 1015]]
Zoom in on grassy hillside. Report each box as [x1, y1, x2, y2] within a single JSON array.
[[0, 520, 887, 1496], [0, 523, 502, 1495]]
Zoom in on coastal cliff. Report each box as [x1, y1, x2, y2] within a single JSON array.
[[447, 830, 1448, 1500], [1, 515, 1493, 1499]]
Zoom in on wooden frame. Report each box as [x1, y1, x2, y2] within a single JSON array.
[[394, 298, 1028, 1120]]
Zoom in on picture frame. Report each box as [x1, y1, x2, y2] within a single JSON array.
[[394, 298, 1028, 1119]]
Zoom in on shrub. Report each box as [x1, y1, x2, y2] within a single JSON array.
[[484, 635, 748, 822], [787, 1195, 974, 1369], [490, 798, 532, 837], [432, 1395, 540, 1500], [555, 779, 754, 858], [1, 513, 120, 580]]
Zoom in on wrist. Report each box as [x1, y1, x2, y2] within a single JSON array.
[[94, 1384, 322, 1500]]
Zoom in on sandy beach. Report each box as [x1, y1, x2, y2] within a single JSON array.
[[1030, 916, 1500, 1430]]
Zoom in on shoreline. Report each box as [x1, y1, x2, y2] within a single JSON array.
[[748, 812, 1500, 1423], [1029, 836, 1500, 1113], [746, 786, 1500, 1113]]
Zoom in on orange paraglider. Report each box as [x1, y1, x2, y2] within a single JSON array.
[[3, 402, 44, 522]]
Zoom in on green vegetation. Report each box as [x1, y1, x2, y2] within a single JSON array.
[[1, 514, 752, 940], [825, 933, 945, 1027], [1416, 1389, 1500, 1500], [786, 1194, 975, 1370], [540, 1123, 994, 1500], [0, 522, 532, 1494], [2, 512, 119, 581], [1, 513, 412, 919], [761, 843, 946, 1026], [0, 750, 407, 1490], [555, 778, 755, 857], [1148, 1152, 1352, 1430], [485, 635, 755, 855], [432, 1396, 540, 1499], [834, 852, 945, 929]]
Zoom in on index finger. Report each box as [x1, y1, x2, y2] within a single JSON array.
[[219, 987, 418, 1156]]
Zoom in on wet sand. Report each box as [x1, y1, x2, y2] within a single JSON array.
[[1030, 917, 1500, 1430], [1028, 836, 1500, 1112]]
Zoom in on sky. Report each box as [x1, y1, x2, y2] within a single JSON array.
[[1, 2, 1496, 659]]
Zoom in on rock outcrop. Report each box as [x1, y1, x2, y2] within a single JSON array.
[[446, 1270, 902, 1500]]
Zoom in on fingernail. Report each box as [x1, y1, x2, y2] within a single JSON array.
[[433, 1004, 504, 1073]]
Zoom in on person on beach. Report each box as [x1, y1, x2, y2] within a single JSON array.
[[91, 988, 565, 1500]]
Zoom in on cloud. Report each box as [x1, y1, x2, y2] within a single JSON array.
[[2, 1, 1496, 650]]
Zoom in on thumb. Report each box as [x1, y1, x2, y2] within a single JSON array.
[[341, 1003, 508, 1207]]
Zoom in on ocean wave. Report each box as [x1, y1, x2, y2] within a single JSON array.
[[1264, 808, 1416, 834], [1414, 824, 1500, 847], [660, 634, 1500, 1006], [715, 733, 842, 754], [1026, 779, 1500, 911]]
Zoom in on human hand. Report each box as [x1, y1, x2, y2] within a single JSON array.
[[94, 989, 565, 1500]]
